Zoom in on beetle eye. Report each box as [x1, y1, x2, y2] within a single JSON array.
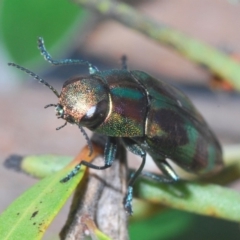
[[80, 99, 109, 129], [85, 105, 97, 118], [55, 105, 64, 117]]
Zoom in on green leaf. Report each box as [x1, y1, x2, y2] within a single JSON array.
[[0, 0, 86, 65], [129, 209, 193, 240], [21, 155, 73, 178], [94, 230, 112, 240], [1, 144, 103, 239], [129, 209, 240, 240], [0, 162, 86, 240], [137, 179, 240, 222]]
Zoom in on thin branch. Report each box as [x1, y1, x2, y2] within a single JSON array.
[[74, 0, 240, 91], [60, 136, 129, 240]]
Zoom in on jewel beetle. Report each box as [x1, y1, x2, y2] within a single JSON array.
[[9, 37, 223, 214]]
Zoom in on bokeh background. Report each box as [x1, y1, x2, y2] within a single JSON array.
[[0, 0, 240, 239]]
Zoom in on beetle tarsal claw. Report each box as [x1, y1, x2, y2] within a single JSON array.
[[124, 186, 134, 215]]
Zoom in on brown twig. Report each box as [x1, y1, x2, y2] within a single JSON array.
[[60, 135, 129, 240]]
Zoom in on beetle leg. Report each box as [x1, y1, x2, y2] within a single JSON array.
[[141, 159, 179, 183], [121, 138, 146, 214], [157, 160, 180, 181], [60, 137, 117, 183]]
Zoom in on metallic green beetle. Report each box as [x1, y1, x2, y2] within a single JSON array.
[[9, 37, 223, 214]]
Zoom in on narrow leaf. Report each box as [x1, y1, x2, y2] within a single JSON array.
[[137, 179, 240, 223], [0, 145, 102, 240]]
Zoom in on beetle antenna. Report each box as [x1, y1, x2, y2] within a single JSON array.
[[121, 55, 128, 70], [8, 63, 60, 98], [56, 121, 67, 130], [79, 126, 93, 157], [37, 37, 99, 75], [44, 104, 58, 109]]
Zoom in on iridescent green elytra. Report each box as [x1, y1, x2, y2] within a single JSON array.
[[9, 38, 223, 215]]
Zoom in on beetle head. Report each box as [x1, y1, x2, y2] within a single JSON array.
[[56, 76, 110, 130]]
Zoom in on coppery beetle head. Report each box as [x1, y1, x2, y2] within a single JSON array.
[[53, 76, 109, 130]]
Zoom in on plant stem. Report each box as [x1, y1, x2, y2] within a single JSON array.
[[74, 0, 240, 91]]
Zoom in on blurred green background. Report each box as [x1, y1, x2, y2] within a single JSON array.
[[0, 0, 84, 65]]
